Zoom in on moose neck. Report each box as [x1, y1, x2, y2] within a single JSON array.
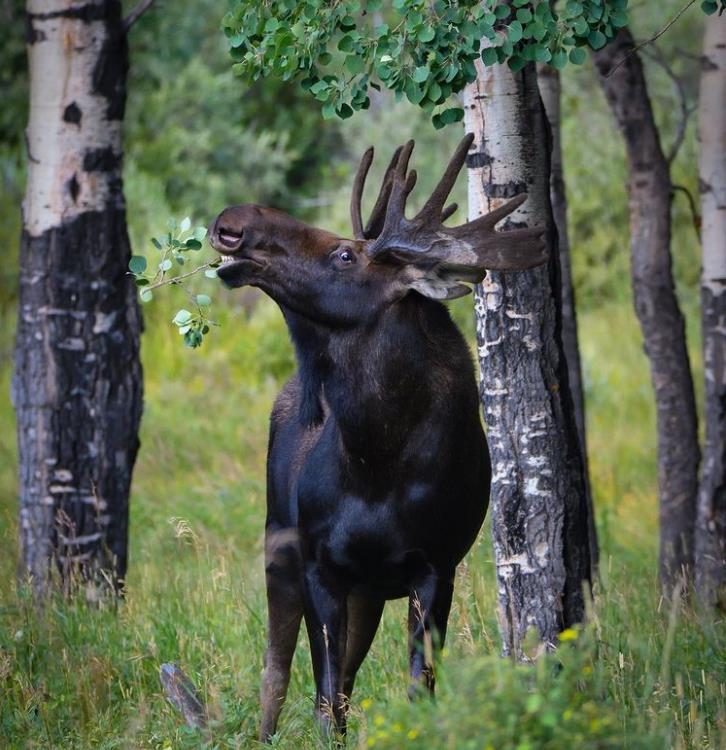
[[281, 296, 442, 460]]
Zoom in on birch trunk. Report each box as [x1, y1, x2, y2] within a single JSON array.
[[593, 28, 700, 593], [537, 62, 599, 575], [464, 60, 591, 657], [13, 0, 143, 594], [695, 17, 726, 611]]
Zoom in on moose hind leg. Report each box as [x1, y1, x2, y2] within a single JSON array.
[[408, 571, 454, 699], [302, 565, 349, 737], [260, 528, 304, 742], [342, 595, 385, 700]]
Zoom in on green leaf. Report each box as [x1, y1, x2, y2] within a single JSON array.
[[569, 46, 587, 64], [140, 289, 153, 303], [439, 106, 464, 125], [337, 102, 354, 119], [533, 44, 551, 63], [192, 226, 207, 242], [508, 55, 527, 72], [427, 80, 442, 103], [551, 50, 568, 69], [508, 19, 523, 43], [173, 309, 193, 326], [151, 237, 162, 250], [196, 294, 212, 307], [205, 268, 218, 278], [159, 259, 172, 272], [338, 34, 355, 52], [481, 47, 499, 66], [531, 22, 547, 42], [587, 29, 607, 50], [418, 25, 435, 42], [129, 255, 147, 274], [345, 54, 366, 74], [516, 7, 532, 23], [413, 65, 429, 83], [179, 216, 191, 233], [185, 239, 203, 250], [701, 0, 718, 12]]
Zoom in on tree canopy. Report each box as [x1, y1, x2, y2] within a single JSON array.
[[222, 0, 724, 127]]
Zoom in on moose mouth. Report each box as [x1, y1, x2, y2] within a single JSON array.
[[216, 228, 244, 252], [216, 250, 265, 288]]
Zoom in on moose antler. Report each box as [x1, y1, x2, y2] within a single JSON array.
[[351, 134, 548, 275]]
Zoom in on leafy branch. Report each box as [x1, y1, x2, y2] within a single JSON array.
[[128, 218, 223, 348], [223, 0, 631, 128]]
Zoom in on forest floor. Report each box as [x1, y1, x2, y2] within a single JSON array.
[[0, 294, 724, 749]]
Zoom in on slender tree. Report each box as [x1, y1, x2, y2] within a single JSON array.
[[14, 0, 151, 594], [695, 16, 726, 610], [537, 61, 598, 575], [593, 28, 700, 593], [464, 58, 591, 657]]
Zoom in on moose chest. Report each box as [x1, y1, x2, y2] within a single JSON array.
[[294, 421, 481, 592]]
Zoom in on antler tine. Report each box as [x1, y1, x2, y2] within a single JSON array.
[[364, 145, 403, 239], [441, 203, 458, 222], [351, 147, 374, 239], [385, 140, 416, 220], [453, 193, 528, 235], [417, 133, 474, 220]]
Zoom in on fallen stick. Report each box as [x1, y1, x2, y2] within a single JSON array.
[[159, 662, 208, 729]]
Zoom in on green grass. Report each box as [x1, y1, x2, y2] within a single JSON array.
[[1, 288, 724, 750]]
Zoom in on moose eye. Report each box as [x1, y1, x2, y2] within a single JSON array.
[[331, 247, 356, 268]]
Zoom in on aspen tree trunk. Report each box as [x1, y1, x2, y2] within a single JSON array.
[[464, 60, 591, 658], [593, 28, 700, 593], [13, 0, 142, 594], [695, 17, 726, 611], [537, 62, 599, 575]]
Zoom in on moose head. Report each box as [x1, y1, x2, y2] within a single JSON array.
[[208, 133, 547, 326]]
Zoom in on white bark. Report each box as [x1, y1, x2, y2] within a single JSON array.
[[25, 0, 124, 236], [695, 17, 726, 609], [699, 19, 726, 293], [464, 58, 590, 657]]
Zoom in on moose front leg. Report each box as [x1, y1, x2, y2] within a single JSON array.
[[407, 570, 454, 699], [302, 565, 348, 736]]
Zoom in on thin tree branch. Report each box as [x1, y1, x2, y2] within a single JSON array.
[[671, 184, 702, 241], [641, 45, 697, 164], [606, 0, 698, 77], [143, 260, 219, 292], [123, 0, 155, 32]]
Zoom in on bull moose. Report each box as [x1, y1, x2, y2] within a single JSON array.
[[208, 134, 547, 740]]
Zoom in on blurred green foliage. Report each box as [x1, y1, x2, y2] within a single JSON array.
[[124, 0, 344, 219]]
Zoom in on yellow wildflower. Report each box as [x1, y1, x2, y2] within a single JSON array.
[[559, 628, 578, 642], [407, 729, 419, 740], [361, 698, 373, 711]]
